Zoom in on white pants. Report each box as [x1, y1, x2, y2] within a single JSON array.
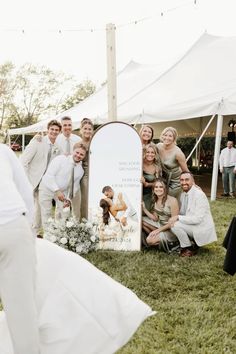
[[171, 221, 194, 248], [0, 216, 40, 354], [71, 189, 81, 221], [39, 188, 81, 232], [32, 189, 42, 236], [38, 189, 63, 231]]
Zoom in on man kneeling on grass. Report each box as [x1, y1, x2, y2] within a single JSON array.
[[169, 171, 217, 257]]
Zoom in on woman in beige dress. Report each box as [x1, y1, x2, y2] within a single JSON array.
[[142, 178, 179, 251], [79, 118, 94, 219], [156, 127, 189, 198]]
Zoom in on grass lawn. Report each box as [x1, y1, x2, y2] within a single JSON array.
[[84, 199, 236, 354]]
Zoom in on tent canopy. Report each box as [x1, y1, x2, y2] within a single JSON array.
[[8, 33, 236, 137]]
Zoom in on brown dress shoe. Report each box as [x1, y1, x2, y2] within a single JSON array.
[[180, 248, 194, 257]]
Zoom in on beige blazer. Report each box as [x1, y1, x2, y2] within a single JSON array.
[[178, 185, 217, 246], [20, 136, 62, 190]]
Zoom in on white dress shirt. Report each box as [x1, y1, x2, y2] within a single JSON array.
[[0, 144, 34, 224], [39, 155, 84, 197], [219, 147, 236, 169], [56, 133, 82, 155]]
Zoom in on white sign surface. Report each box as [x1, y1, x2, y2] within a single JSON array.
[[88, 122, 142, 251]]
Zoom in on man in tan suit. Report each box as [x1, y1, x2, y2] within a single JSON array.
[[20, 119, 62, 236], [170, 171, 217, 257]]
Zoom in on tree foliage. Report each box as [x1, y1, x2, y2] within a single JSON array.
[[0, 62, 96, 131], [3, 63, 73, 129], [60, 79, 96, 111]]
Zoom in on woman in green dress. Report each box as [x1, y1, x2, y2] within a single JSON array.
[[156, 127, 189, 199], [79, 118, 94, 219], [141, 143, 161, 212], [139, 124, 154, 146]]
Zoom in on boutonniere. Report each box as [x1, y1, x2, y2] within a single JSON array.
[[52, 147, 59, 154]]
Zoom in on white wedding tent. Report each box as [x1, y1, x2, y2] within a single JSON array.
[[8, 32, 236, 137], [7, 32, 236, 199]]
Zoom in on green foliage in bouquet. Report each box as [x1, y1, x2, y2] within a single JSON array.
[[44, 217, 99, 254]]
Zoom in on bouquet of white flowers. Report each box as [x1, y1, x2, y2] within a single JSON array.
[[44, 217, 99, 254]]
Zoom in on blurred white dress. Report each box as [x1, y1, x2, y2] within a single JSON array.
[[0, 239, 153, 354]]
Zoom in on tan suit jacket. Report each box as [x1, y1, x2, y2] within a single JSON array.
[[20, 136, 62, 189], [178, 185, 217, 246]]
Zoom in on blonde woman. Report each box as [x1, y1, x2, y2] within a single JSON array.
[[139, 124, 154, 146], [142, 178, 179, 251], [156, 127, 189, 198], [142, 143, 161, 212]]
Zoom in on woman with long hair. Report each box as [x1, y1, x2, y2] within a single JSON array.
[[142, 143, 161, 212], [142, 178, 179, 250], [139, 124, 154, 146], [156, 127, 189, 198], [79, 118, 94, 219]]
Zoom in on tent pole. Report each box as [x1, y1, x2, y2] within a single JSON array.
[[22, 134, 25, 151], [106, 23, 117, 121], [195, 136, 200, 170], [210, 114, 223, 201], [186, 114, 216, 162]]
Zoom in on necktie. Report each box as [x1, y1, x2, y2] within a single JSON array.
[[68, 163, 76, 200], [46, 143, 53, 169], [181, 193, 188, 215], [66, 138, 71, 155]]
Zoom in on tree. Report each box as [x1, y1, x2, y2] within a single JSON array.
[[5, 63, 72, 129], [0, 62, 16, 130], [60, 79, 96, 111], [0, 62, 73, 129]]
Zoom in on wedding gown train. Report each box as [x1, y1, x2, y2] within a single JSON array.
[[0, 239, 154, 354]]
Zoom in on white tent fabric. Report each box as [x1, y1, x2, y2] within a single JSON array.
[[8, 33, 236, 137], [117, 33, 236, 121], [8, 60, 172, 135]]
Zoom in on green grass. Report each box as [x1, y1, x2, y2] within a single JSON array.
[[84, 199, 236, 354]]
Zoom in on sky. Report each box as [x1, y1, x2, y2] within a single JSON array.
[[1, 0, 236, 87]]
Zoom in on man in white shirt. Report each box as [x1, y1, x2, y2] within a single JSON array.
[[0, 144, 40, 354], [39, 142, 86, 230], [219, 140, 236, 197], [169, 172, 217, 257], [20, 119, 62, 236], [56, 116, 82, 155]]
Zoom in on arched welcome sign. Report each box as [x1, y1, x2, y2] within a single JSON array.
[[88, 122, 142, 251]]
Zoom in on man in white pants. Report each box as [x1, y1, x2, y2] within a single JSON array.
[[20, 119, 62, 237], [39, 142, 86, 230], [0, 144, 40, 354], [169, 171, 217, 257]]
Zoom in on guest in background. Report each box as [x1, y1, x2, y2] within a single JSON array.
[[169, 172, 217, 257], [0, 144, 40, 354], [219, 140, 236, 198], [142, 178, 179, 252], [79, 118, 94, 219], [142, 143, 162, 212], [139, 124, 154, 146], [20, 119, 62, 237], [56, 116, 82, 155], [156, 127, 189, 198], [39, 142, 86, 230]]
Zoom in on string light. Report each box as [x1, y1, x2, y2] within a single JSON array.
[[0, 0, 197, 34]]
